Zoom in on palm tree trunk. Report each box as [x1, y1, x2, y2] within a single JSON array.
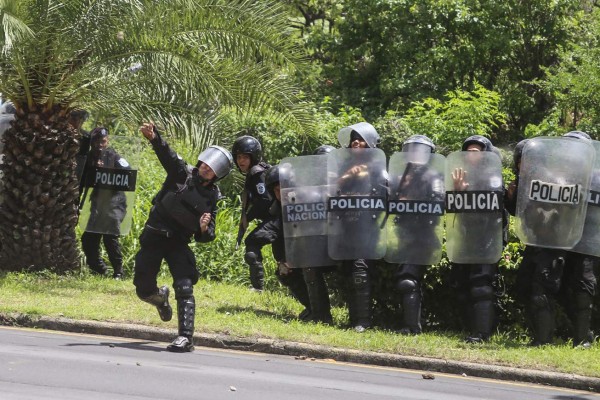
[[0, 106, 81, 271]]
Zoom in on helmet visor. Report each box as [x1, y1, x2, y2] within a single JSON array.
[[402, 142, 432, 164], [198, 146, 233, 179]]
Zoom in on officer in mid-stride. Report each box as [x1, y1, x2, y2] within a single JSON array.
[[232, 136, 273, 291], [134, 122, 233, 352]]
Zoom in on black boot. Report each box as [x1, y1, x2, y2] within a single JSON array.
[[278, 268, 312, 321], [350, 260, 371, 333], [529, 294, 554, 346], [400, 291, 422, 335], [167, 296, 195, 353], [465, 300, 494, 343], [249, 262, 264, 291], [140, 286, 172, 322], [303, 268, 333, 324], [572, 292, 594, 348]]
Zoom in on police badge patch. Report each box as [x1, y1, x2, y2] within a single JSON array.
[[257, 183, 266, 194]]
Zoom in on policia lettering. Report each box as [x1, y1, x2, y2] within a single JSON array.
[[529, 180, 581, 205], [445, 190, 502, 213], [284, 202, 327, 222], [388, 200, 444, 215], [87, 167, 137, 191], [328, 196, 386, 211]]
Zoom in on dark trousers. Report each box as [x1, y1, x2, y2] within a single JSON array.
[[133, 228, 199, 298], [81, 231, 123, 276]]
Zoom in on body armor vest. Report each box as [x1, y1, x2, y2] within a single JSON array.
[[156, 173, 217, 235]]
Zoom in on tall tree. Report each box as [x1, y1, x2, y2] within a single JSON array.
[[0, 0, 310, 271], [311, 0, 583, 137]]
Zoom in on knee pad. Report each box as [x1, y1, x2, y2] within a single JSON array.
[[174, 278, 194, 299], [470, 284, 494, 303], [397, 279, 418, 294], [244, 251, 261, 265]]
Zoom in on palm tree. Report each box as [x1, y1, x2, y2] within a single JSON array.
[[0, 0, 311, 271]]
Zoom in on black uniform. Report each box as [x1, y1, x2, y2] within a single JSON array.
[[507, 177, 597, 346], [448, 139, 505, 343], [267, 200, 312, 320], [134, 131, 218, 349], [334, 153, 384, 331], [392, 162, 444, 334], [79, 141, 128, 278], [243, 161, 274, 290]]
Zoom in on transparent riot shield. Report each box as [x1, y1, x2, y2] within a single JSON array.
[[280, 155, 333, 268], [445, 151, 504, 264], [573, 141, 600, 256], [385, 152, 445, 265], [78, 136, 140, 236], [327, 148, 387, 260], [515, 137, 594, 249]]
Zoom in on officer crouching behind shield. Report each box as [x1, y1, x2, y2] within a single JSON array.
[[79, 127, 129, 279], [263, 164, 313, 321], [134, 122, 233, 352]]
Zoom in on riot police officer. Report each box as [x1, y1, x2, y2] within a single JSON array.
[[509, 132, 598, 347], [449, 135, 505, 343], [264, 164, 313, 320], [300, 145, 337, 324], [134, 122, 233, 352], [391, 135, 444, 334], [232, 136, 272, 291], [332, 122, 384, 332], [79, 127, 129, 279]]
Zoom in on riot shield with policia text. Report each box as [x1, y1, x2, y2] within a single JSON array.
[[572, 140, 600, 256], [445, 151, 504, 264], [385, 152, 445, 265], [78, 135, 140, 236], [515, 137, 595, 249], [279, 155, 333, 268], [327, 147, 387, 260]]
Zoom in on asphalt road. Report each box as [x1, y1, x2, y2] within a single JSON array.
[[0, 327, 596, 400]]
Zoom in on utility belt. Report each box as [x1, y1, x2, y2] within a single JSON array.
[[145, 223, 174, 238]]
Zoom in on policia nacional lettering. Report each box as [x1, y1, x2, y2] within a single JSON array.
[[284, 202, 327, 222], [445, 190, 503, 213], [85, 166, 137, 191], [529, 180, 581, 205]]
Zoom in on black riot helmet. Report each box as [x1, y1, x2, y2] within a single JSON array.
[[402, 135, 435, 164], [264, 164, 280, 197], [512, 139, 529, 172], [337, 122, 380, 148], [314, 144, 335, 155], [402, 134, 436, 153], [462, 135, 493, 152], [232, 135, 262, 169], [564, 130, 591, 142]]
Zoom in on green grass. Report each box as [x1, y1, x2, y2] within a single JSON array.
[[1, 271, 599, 378]]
